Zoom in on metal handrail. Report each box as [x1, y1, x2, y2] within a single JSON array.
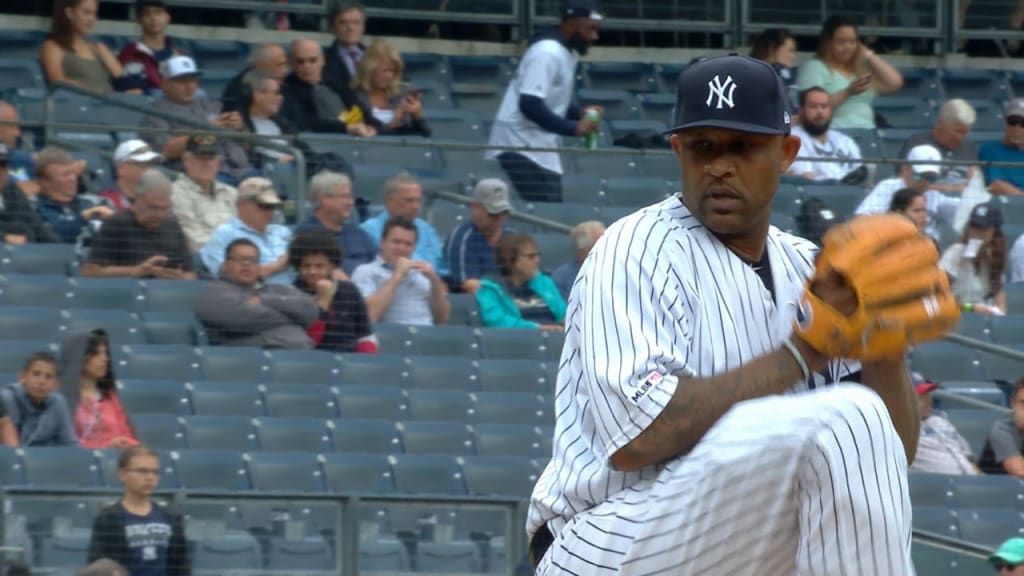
[[913, 529, 993, 559]]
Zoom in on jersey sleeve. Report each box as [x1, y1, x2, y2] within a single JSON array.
[[576, 214, 696, 460], [517, 44, 563, 100]]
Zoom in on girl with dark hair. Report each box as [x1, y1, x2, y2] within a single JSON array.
[[41, 0, 141, 94], [940, 203, 1008, 315], [476, 233, 566, 330], [59, 328, 138, 449], [796, 15, 903, 129], [888, 187, 928, 232], [750, 28, 797, 91]]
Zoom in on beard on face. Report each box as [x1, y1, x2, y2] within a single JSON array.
[[567, 30, 591, 56], [801, 116, 831, 137]]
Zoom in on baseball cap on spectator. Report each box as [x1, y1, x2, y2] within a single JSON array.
[[967, 202, 1003, 229], [114, 139, 162, 164], [911, 372, 939, 394], [905, 144, 942, 175], [472, 178, 512, 215], [238, 177, 283, 206], [665, 54, 791, 136], [159, 56, 201, 80], [990, 538, 1024, 566], [185, 134, 219, 156], [562, 0, 603, 20], [1006, 99, 1024, 119]]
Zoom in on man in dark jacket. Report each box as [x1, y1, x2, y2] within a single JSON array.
[[221, 43, 289, 114], [322, 1, 367, 102], [0, 143, 58, 244], [88, 445, 190, 576], [280, 38, 375, 136]]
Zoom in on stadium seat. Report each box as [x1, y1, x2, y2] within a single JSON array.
[[140, 311, 203, 346], [893, 67, 939, 99], [475, 359, 550, 394], [358, 141, 441, 172], [471, 423, 543, 457], [471, 391, 549, 426], [405, 356, 477, 392], [449, 55, 510, 84], [945, 409, 1002, 456], [262, 383, 340, 419], [416, 80, 454, 109], [578, 88, 643, 121], [321, 452, 395, 493], [877, 128, 919, 164], [462, 455, 538, 498], [145, 279, 209, 312], [21, 447, 101, 487], [606, 176, 674, 207], [389, 454, 466, 495], [1006, 286, 1024, 317], [38, 532, 91, 569], [980, 350, 1024, 384], [937, 381, 1007, 409], [0, 305, 62, 343], [956, 508, 1024, 547], [193, 531, 263, 571], [267, 537, 336, 572], [527, 202, 602, 231], [953, 312, 991, 341], [874, 97, 935, 129], [448, 293, 481, 326], [172, 449, 248, 491], [268, 349, 343, 385], [398, 421, 473, 455], [451, 83, 503, 114], [336, 386, 409, 421], [118, 379, 191, 416], [188, 381, 265, 417], [245, 451, 325, 493], [969, 99, 1007, 132], [68, 278, 145, 311], [181, 414, 257, 451], [132, 413, 184, 451], [115, 344, 199, 382], [583, 62, 658, 92], [196, 346, 271, 382], [359, 538, 410, 571], [189, 39, 248, 68], [406, 389, 472, 422], [0, 340, 55, 375], [477, 328, 548, 361], [0, 243, 77, 276], [908, 473, 953, 507], [0, 446, 24, 486], [570, 151, 641, 180], [638, 92, 676, 124], [561, 174, 609, 206], [950, 474, 1024, 509], [912, 545, 991, 576], [402, 52, 450, 84], [0, 274, 72, 308], [911, 341, 986, 381], [941, 69, 1011, 101], [912, 505, 960, 538], [62, 308, 144, 346], [254, 417, 331, 453], [0, 30, 46, 60], [328, 419, 401, 454], [403, 324, 479, 357], [800, 184, 865, 221], [416, 540, 482, 572], [337, 354, 409, 387]]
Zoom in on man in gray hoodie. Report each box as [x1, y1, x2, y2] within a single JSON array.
[[195, 237, 319, 348]]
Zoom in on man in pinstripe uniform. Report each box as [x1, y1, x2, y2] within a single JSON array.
[[528, 54, 921, 575]]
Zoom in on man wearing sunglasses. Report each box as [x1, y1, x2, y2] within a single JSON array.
[[990, 538, 1024, 574], [979, 99, 1024, 197], [855, 144, 960, 240]]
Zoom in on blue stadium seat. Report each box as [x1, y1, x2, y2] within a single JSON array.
[[336, 386, 408, 421], [337, 354, 409, 387], [424, 109, 489, 142], [606, 176, 674, 206], [255, 417, 331, 453], [0, 306, 62, 342], [267, 537, 336, 572], [358, 142, 441, 172], [132, 413, 184, 451], [956, 508, 1024, 547], [0, 30, 46, 60], [953, 312, 991, 341], [0, 273, 72, 307], [389, 454, 466, 495], [68, 278, 145, 311], [406, 389, 472, 422], [246, 451, 325, 493], [561, 174, 609, 206], [118, 379, 191, 416], [21, 447, 101, 487], [407, 357, 477, 390], [0, 58, 44, 91], [359, 538, 410, 571], [145, 279, 209, 313], [262, 383, 340, 418], [533, 232, 575, 273], [912, 545, 990, 576], [196, 346, 271, 382], [0, 446, 25, 486], [321, 452, 395, 493], [990, 314, 1024, 347], [936, 381, 1006, 409], [638, 92, 677, 124], [451, 83, 503, 114], [172, 449, 248, 491], [409, 325, 480, 357], [942, 69, 1011, 101], [950, 475, 1024, 509], [62, 308, 144, 346], [193, 531, 263, 571], [140, 311, 203, 346], [398, 421, 473, 455], [893, 68, 939, 99], [656, 63, 687, 92], [38, 532, 91, 570], [188, 381, 265, 417], [416, 541, 482, 572], [115, 344, 199, 382], [189, 39, 249, 68], [569, 151, 642, 180], [328, 419, 401, 454], [402, 53, 450, 84], [268, 349, 343, 385], [578, 89, 643, 121], [968, 99, 1007, 132], [181, 414, 257, 451], [449, 55, 510, 84], [911, 341, 987, 381], [583, 62, 658, 92], [908, 473, 953, 507], [471, 423, 543, 457], [912, 505, 960, 538], [875, 97, 935, 129], [477, 328, 548, 361], [416, 80, 454, 109], [945, 409, 1002, 456], [448, 293, 481, 326], [462, 455, 538, 497], [0, 340, 56, 374], [471, 391, 548, 425]]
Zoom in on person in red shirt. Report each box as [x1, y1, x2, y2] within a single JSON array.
[[59, 328, 138, 449], [118, 0, 184, 94]]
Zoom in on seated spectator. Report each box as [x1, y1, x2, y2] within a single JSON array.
[[855, 144, 959, 241], [352, 217, 451, 326], [58, 328, 138, 449], [170, 135, 238, 251], [80, 169, 195, 279], [360, 173, 445, 274], [444, 178, 514, 294], [117, 0, 183, 94], [979, 99, 1024, 196], [99, 139, 162, 210], [87, 445, 189, 575], [898, 99, 978, 194], [795, 15, 903, 129], [749, 28, 797, 109], [281, 38, 376, 136], [289, 230, 377, 353], [787, 87, 864, 183], [988, 538, 1024, 574], [240, 71, 299, 168], [940, 203, 1007, 316], [979, 378, 1024, 476], [41, 0, 144, 94], [910, 376, 980, 475], [200, 177, 293, 284], [551, 220, 604, 300], [195, 238, 318, 348], [0, 101, 39, 196], [34, 146, 114, 244], [295, 171, 376, 276], [323, 1, 367, 102], [1012, 233, 1024, 283], [352, 40, 431, 137], [887, 187, 929, 233], [476, 233, 566, 330], [222, 43, 289, 113], [0, 144, 58, 245], [0, 352, 76, 447], [140, 56, 253, 184]]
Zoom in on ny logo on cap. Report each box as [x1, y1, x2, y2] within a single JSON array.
[[706, 74, 737, 109]]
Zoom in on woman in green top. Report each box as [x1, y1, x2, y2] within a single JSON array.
[[796, 15, 904, 130]]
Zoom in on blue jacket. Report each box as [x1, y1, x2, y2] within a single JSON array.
[[1, 383, 77, 446], [476, 273, 566, 329]]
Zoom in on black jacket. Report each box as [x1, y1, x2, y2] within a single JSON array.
[[281, 73, 351, 134], [220, 66, 252, 114], [322, 40, 364, 105], [0, 181, 59, 243], [88, 501, 190, 576]]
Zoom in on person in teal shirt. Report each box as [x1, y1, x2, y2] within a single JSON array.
[[360, 172, 448, 276], [476, 233, 566, 330], [979, 98, 1024, 196]]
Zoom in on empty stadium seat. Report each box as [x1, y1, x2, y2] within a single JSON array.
[[416, 540, 482, 572], [328, 419, 401, 454], [912, 505, 960, 538], [173, 449, 248, 491], [38, 532, 91, 569], [63, 308, 144, 346], [21, 447, 101, 487], [140, 311, 203, 346], [0, 305, 62, 342], [358, 142, 441, 171], [942, 69, 1011, 101], [407, 389, 472, 422], [953, 312, 991, 341], [451, 83, 503, 114], [912, 545, 991, 576], [406, 324, 480, 357], [182, 414, 257, 451], [336, 354, 409, 387], [398, 421, 473, 455], [908, 473, 953, 507], [118, 379, 191, 416], [0, 446, 24, 486], [424, 109, 489, 142], [0, 58, 42, 91], [69, 278, 145, 311], [951, 474, 1024, 509], [606, 176, 674, 207], [449, 55, 510, 84], [0, 30, 46, 60], [254, 417, 330, 453], [389, 454, 466, 495], [894, 68, 939, 99], [956, 508, 1024, 547], [0, 340, 56, 375], [188, 381, 265, 417], [638, 92, 676, 124], [0, 274, 72, 307], [359, 538, 410, 571], [132, 413, 185, 451], [0, 243, 76, 276], [911, 341, 987, 381], [470, 391, 547, 425], [196, 346, 270, 382], [115, 344, 199, 382], [403, 52, 450, 84], [267, 537, 336, 572], [321, 452, 395, 493], [245, 451, 325, 492], [336, 386, 408, 421], [477, 328, 548, 361], [937, 381, 1006, 409], [407, 357, 477, 390], [262, 383, 340, 418], [475, 359, 549, 393], [193, 531, 263, 571], [578, 88, 643, 120], [268, 349, 343, 385], [875, 97, 935, 129], [583, 62, 658, 92], [471, 423, 543, 457], [448, 293, 481, 326], [145, 279, 210, 313], [945, 409, 1002, 456], [570, 152, 641, 180]]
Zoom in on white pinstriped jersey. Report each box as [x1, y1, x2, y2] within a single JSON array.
[[527, 196, 859, 538]]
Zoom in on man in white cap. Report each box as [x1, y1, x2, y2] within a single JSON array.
[[855, 144, 960, 240], [98, 139, 162, 211], [979, 98, 1024, 196], [443, 178, 514, 294]]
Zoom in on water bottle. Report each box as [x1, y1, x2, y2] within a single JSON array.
[[584, 108, 601, 150]]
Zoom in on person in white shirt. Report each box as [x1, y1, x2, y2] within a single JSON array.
[[1011, 233, 1024, 284], [911, 376, 981, 476], [788, 86, 863, 183], [940, 202, 1008, 315], [486, 0, 602, 202], [855, 144, 960, 240]]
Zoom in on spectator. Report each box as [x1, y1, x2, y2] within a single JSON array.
[[476, 233, 566, 330], [81, 169, 195, 280], [940, 202, 1007, 316], [58, 328, 138, 450], [240, 71, 298, 168], [99, 139, 163, 210], [195, 238, 318, 348], [910, 376, 981, 475], [296, 170, 376, 276], [0, 101, 38, 196], [0, 352, 76, 447], [980, 378, 1024, 477], [989, 538, 1024, 575], [551, 220, 604, 300], [978, 99, 1024, 196], [323, 1, 367, 102], [281, 39, 376, 136], [77, 559, 129, 576], [222, 43, 289, 114], [41, 0, 143, 94], [444, 178, 513, 294], [0, 144, 59, 245], [888, 187, 929, 233], [200, 177, 293, 284], [140, 55, 253, 184], [34, 146, 114, 244], [87, 445, 189, 575], [787, 86, 864, 183], [796, 15, 903, 129], [352, 217, 451, 325], [352, 40, 431, 137], [289, 230, 377, 353], [170, 135, 239, 251], [1012, 233, 1024, 283], [117, 0, 183, 94], [0, 375, 15, 446], [360, 173, 445, 274], [855, 144, 959, 241], [898, 99, 978, 193], [749, 28, 797, 107], [486, 0, 602, 202]]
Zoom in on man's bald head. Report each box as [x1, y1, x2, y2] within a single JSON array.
[[252, 44, 288, 81], [290, 39, 325, 85]]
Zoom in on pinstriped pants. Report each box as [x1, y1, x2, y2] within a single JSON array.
[[536, 384, 915, 576]]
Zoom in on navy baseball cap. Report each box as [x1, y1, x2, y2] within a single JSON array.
[[562, 0, 603, 21], [665, 54, 791, 136]]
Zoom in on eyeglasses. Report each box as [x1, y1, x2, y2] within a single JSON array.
[[993, 560, 1020, 572], [256, 203, 279, 211], [520, 252, 541, 260], [1007, 116, 1024, 127], [227, 256, 260, 265], [125, 467, 160, 476], [913, 172, 938, 183]]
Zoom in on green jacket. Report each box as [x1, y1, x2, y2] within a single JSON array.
[[476, 273, 567, 329]]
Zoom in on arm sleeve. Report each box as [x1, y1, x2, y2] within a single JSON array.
[[476, 283, 539, 329], [194, 285, 293, 333], [989, 419, 1023, 463], [519, 94, 578, 137], [795, 59, 830, 91], [260, 287, 320, 327], [198, 228, 229, 278], [84, 227, 120, 265], [169, 512, 191, 576]]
